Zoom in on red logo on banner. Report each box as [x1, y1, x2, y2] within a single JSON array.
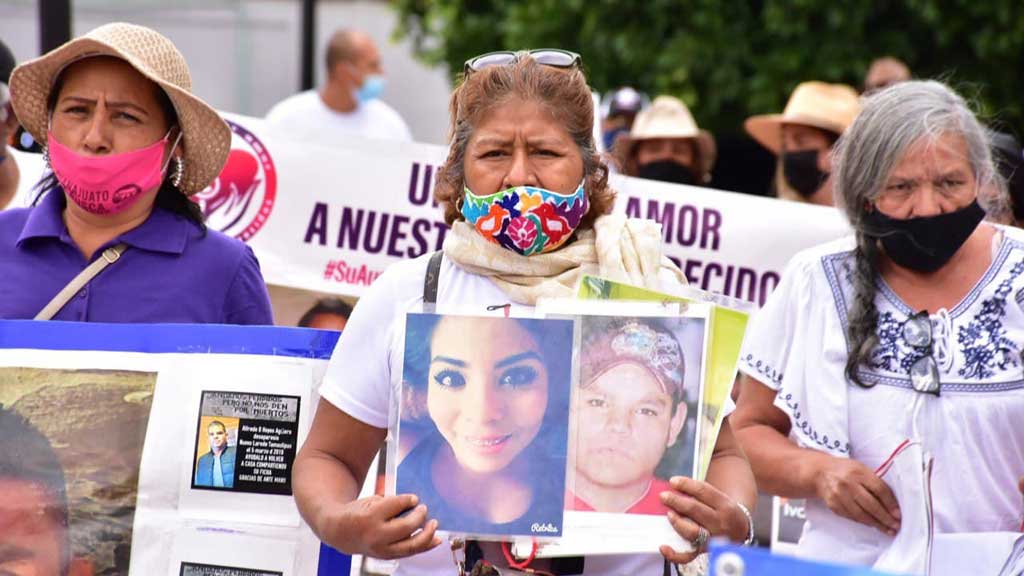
[[196, 120, 277, 241]]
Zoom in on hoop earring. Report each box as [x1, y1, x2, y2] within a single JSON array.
[[171, 157, 184, 189]]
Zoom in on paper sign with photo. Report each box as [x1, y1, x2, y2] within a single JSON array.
[[0, 367, 156, 575], [172, 360, 313, 527], [522, 301, 711, 558], [190, 391, 301, 495], [576, 275, 751, 479], [391, 311, 575, 540]]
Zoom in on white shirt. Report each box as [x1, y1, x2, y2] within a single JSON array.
[[739, 229, 1024, 565], [265, 90, 413, 145], [321, 252, 680, 575]]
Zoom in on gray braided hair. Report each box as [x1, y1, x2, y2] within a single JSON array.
[[831, 80, 1006, 386]]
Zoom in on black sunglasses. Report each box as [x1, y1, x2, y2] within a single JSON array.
[[463, 49, 581, 76], [903, 310, 940, 396]]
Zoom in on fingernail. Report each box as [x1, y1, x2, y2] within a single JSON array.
[[409, 495, 419, 506], [667, 510, 678, 520], [660, 491, 671, 502], [417, 504, 427, 513]]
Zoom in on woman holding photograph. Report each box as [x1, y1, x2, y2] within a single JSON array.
[[294, 50, 756, 575], [396, 314, 572, 536], [732, 81, 1024, 566]]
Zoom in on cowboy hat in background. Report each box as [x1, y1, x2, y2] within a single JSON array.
[[616, 95, 716, 183], [9, 22, 230, 195], [744, 81, 860, 155]]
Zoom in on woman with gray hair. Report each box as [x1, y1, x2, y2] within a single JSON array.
[[732, 80, 1024, 566]]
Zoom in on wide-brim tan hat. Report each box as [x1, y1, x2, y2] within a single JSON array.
[[9, 22, 230, 195], [618, 95, 717, 179], [745, 81, 860, 155]]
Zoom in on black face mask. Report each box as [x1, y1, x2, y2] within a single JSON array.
[[863, 200, 986, 272], [782, 150, 827, 198], [636, 160, 697, 186]]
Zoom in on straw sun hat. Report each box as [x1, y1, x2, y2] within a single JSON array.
[[744, 81, 860, 155], [9, 22, 230, 195], [618, 95, 716, 180]]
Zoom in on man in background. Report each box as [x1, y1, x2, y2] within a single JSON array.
[[1, 39, 19, 208], [863, 56, 911, 94], [297, 298, 353, 331], [266, 29, 412, 144], [0, 408, 93, 576], [194, 420, 236, 489]]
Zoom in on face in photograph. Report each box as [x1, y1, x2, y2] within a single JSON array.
[[208, 421, 228, 453], [576, 361, 687, 490], [426, 316, 550, 474]]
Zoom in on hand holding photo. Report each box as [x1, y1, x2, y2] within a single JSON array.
[[394, 313, 574, 538]]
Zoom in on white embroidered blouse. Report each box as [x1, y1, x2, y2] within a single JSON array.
[[739, 228, 1024, 566]]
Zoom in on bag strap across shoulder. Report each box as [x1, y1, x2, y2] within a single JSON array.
[[423, 250, 443, 304], [35, 243, 129, 321]]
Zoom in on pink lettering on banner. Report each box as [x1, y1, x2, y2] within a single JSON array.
[[322, 259, 383, 286]]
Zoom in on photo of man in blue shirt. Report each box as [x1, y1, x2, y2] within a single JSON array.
[[194, 420, 236, 489]]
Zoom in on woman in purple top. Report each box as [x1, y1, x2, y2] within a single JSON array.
[[0, 23, 272, 324]]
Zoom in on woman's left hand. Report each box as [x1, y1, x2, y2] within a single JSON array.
[[658, 476, 749, 564]]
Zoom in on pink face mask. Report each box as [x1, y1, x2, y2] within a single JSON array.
[[47, 130, 180, 215]]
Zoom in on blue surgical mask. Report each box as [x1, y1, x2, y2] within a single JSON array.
[[355, 74, 386, 104]]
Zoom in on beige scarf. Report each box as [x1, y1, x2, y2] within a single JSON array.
[[443, 214, 687, 304]]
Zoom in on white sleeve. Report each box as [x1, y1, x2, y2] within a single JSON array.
[[318, 266, 405, 429], [737, 250, 852, 457], [737, 254, 810, 392]]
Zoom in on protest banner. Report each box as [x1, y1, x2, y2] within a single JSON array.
[[7, 113, 849, 317], [207, 113, 849, 308], [0, 320, 346, 576]]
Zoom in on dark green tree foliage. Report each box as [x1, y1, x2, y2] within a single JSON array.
[[391, 0, 1024, 134]]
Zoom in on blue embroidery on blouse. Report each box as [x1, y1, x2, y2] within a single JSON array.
[[869, 311, 927, 373], [822, 244, 1024, 392], [742, 353, 783, 385], [957, 258, 1024, 379], [779, 391, 851, 454]]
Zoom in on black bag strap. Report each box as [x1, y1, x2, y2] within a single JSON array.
[[423, 250, 443, 304]]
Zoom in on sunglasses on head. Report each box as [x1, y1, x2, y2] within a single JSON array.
[[463, 49, 581, 76], [903, 310, 941, 396]]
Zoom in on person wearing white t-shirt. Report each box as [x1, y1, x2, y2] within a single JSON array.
[[265, 29, 412, 145], [293, 49, 756, 576]]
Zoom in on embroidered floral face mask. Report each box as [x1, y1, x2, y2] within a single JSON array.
[[461, 181, 588, 256]]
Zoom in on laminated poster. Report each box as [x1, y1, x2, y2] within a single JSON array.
[[577, 274, 751, 479], [391, 311, 575, 540]]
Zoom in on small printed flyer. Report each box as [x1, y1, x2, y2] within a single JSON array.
[[191, 390, 301, 496], [180, 563, 284, 576]]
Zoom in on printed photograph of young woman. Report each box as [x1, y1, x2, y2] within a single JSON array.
[[395, 313, 574, 538], [570, 315, 703, 516]]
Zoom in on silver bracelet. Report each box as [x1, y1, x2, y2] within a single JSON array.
[[735, 501, 755, 546]]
